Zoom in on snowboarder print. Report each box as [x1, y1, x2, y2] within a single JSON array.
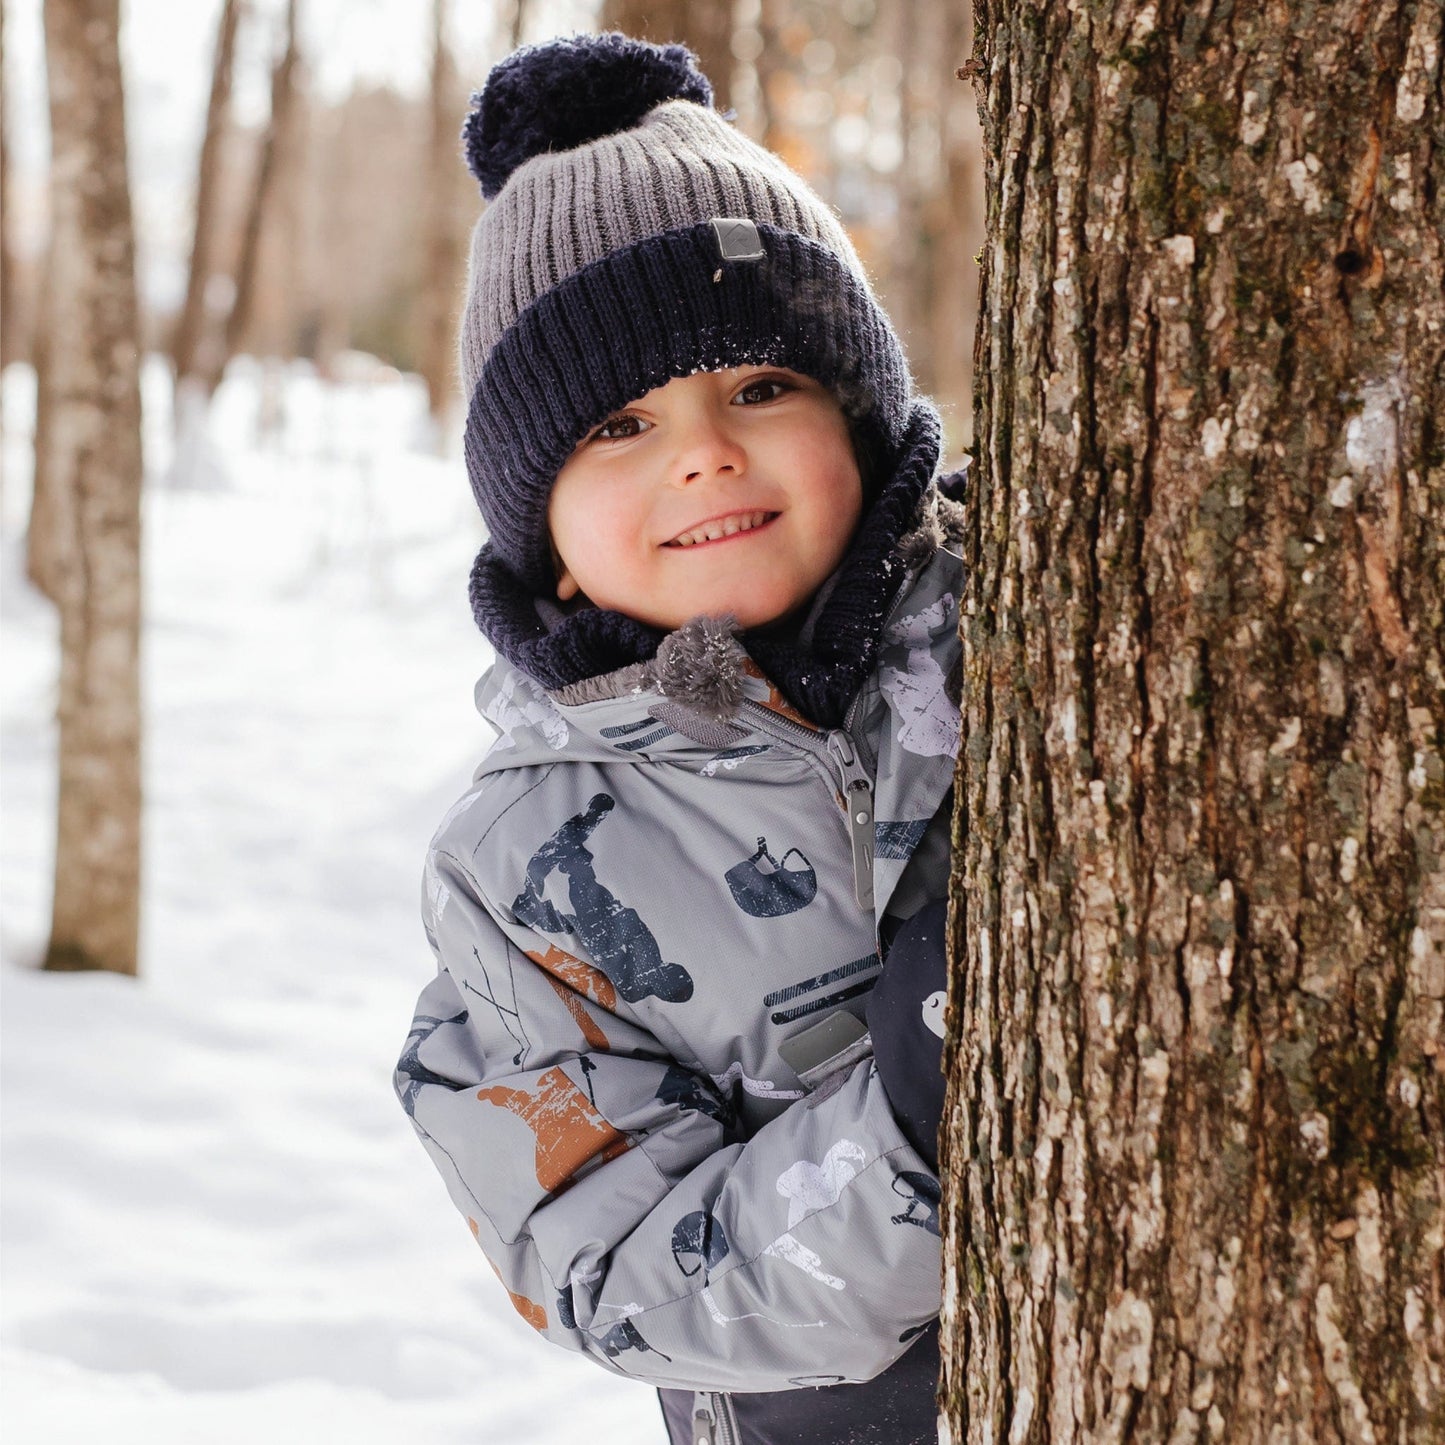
[[476, 1064, 631, 1193], [511, 793, 695, 1004], [483, 668, 570, 752], [725, 836, 817, 918], [395, 1009, 467, 1119], [655, 1064, 731, 1123], [879, 593, 960, 758], [763, 1138, 867, 1290]]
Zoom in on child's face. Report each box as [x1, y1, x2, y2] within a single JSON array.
[[547, 367, 863, 632]]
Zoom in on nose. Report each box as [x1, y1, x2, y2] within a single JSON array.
[[672, 408, 746, 487]]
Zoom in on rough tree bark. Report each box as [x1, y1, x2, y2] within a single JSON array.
[[37, 0, 144, 976], [601, 0, 735, 115], [170, 0, 242, 388], [941, 2, 1444, 1442]]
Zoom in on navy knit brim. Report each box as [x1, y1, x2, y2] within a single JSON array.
[[464, 221, 913, 594]]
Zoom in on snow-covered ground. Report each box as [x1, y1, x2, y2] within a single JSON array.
[[0, 359, 665, 1444]]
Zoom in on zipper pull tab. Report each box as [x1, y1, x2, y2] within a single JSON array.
[[827, 732, 875, 912], [692, 1393, 716, 1445]]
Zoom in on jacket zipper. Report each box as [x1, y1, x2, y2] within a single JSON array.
[[691, 1390, 740, 1445], [742, 699, 876, 912]]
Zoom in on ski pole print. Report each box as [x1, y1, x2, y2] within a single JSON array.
[[511, 794, 695, 1004], [477, 1064, 630, 1193]]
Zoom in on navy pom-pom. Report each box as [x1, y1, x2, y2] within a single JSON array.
[[463, 32, 713, 199]]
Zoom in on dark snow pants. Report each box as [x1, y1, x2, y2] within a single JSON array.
[[656, 1320, 940, 1445]]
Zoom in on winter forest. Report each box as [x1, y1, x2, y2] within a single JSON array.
[[2, 0, 1442, 1443]]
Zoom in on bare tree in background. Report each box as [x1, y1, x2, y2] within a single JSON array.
[[942, 1, 1444, 1439], [212, 0, 302, 388], [418, 0, 465, 423], [1, 0, 17, 374], [509, 0, 529, 50], [601, 0, 736, 115], [170, 0, 242, 390], [35, 0, 145, 976]]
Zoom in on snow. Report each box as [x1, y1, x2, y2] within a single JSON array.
[[0, 358, 664, 1443]]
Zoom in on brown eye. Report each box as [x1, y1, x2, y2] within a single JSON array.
[[733, 378, 788, 406], [595, 414, 647, 441]]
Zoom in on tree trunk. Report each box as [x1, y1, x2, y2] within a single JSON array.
[[1, 0, 18, 373], [927, 1, 983, 451], [170, 0, 242, 388], [601, 0, 735, 115], [38, 0, 145, 977], [215, 0, 300, 382], [418, 0, 462, 422], [941, 2, 1444, 1441]]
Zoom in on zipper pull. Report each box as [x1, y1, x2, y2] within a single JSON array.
[[827, 731, 875, 912], [692, 1393, 716, 1445]]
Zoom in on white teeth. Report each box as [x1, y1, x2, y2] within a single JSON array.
[[670, 511, 771, 547]]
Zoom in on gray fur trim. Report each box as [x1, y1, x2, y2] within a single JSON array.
[[640, 615, 749, 723], [550, 662, 652, 708], [649, 701, 750, 748], [896, 489, 968, 571]]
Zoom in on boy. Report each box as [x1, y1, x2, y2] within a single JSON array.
[[397, 32, 961, 1445]]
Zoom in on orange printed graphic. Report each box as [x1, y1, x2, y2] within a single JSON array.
[[742, 659, 819, 731], [543, 976, 611, 1049], [508, 1289, 548, 1331], [527, 944, 617, 1009], [527, 944, 615, 1049], [478, 1065, 630, 1192], [483, 1253, 549, 1331]]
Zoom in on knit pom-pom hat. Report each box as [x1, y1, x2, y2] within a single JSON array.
[[457, 32, 937, 702]]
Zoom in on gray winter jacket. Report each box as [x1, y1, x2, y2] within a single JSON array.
[[396, 527, 961, 1397]]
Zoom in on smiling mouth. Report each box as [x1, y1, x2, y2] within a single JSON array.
[[663, 510, 779, 548]]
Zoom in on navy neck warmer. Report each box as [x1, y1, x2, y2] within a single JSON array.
[[468, 400, 942, 731]]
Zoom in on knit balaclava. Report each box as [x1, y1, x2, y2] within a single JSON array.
[[460, 32, 941, 723]]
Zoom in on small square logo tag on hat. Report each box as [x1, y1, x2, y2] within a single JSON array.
[[711, 217, 766, 262]]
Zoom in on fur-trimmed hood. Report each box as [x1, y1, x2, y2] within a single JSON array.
[[468, 483, 966, 768]]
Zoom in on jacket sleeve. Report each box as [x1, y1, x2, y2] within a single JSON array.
[[396, 845, 942, 1394]]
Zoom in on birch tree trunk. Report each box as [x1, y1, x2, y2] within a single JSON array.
[[940, 2, 1445, 1441], [38, 0, 144, 976]]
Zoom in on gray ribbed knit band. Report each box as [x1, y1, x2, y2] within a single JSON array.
[[457, 100, 871, 403]]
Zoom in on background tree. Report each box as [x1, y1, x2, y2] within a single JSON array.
[[417, 0, 466, 423], [213, 0, 302, 389], [170, 0, 242, 390], [35, 0, 145, 976], [601, 0, 736, 114], [1, 0, 17, 374], [941, 2, 1444, 1440]]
